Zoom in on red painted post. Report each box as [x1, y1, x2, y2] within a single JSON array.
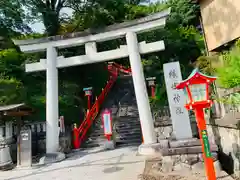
[[87, 95, 91, 110], [72, 124, 80, 149], [151, 86, 155, 98], [195, 108, 216, 180]]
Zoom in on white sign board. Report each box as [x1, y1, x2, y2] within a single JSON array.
[[163, 61, 192, 139], [103, 114, 112, 135]]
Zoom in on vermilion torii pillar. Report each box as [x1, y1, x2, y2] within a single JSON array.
[[13, 8, 171, 155]]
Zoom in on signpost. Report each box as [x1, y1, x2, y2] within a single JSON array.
[[17, 128, 32, 168], [163, 62, 192, 139], [176, 68, 217, 180], [83, 87, 93, 110], [101, 109, 113, 141]]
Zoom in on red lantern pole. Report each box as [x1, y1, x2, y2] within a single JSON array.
[[195, 108, 216, 180], [176, 68, 218, 180], [87, 95, 91, 110], [151, 86, 155, 98]]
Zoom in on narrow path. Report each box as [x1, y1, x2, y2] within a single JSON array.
[[0, 146, 145, 180]]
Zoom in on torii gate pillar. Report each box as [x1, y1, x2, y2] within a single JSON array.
[[126, 32, 156, 144], [46, 47, 59, 153]]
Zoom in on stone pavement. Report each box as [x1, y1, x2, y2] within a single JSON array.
[[0, 146, 146, 180]]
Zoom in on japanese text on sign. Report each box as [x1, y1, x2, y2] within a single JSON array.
[[201, 130, 212, 158], [169, 69, 178, 79]]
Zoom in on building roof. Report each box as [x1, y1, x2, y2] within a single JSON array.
[[0, 103, 33, 116]]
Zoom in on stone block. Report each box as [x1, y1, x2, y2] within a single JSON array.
[[161, 145, 218, 156], [161, 156, 174, 173], [214, 160, 222, 174], [157, 140, 169, 149], [198, 152, 218, 162], [103, 140, 115, 150], [59, 136, 71, 153], [39, 152, 65, 165], [181, 154, 199, 165], [161, 147, 188, 156], [171, 155, 181, 165], [191, 162, 204, 172], [169, 138, 201, 148], [155, 126, 173, 140], [163, 126, 173, 138], [173, 162, 191, 171], [138, 143, 163, 156], [152, 161, 162, 171]]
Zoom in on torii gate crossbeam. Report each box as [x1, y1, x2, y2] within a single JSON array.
[[13, 8, 171, 155]]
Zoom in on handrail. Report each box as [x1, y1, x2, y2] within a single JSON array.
[[74, 62, 131, 148]]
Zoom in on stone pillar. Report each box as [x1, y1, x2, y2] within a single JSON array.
[[5, 121, 13, 139], [126, 31, 156, 144], [0, 127, 4, 138], [46, 47, 59, 153]]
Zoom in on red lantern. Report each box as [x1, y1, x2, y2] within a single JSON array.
[[146, 77, 156, 98], [176, 69, 217, 180], [83, 87, 93, 110]]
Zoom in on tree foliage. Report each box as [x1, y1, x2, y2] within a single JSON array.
[[0, 0, 30, 37], [0, 0, 205, 122], [217, 47, 240, 88]]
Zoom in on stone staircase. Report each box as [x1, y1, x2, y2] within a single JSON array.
[[82, 75, 142, 148]]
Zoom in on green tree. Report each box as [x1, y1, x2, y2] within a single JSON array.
[[0, 0, 30, 37], [217, 47, 240, 88]]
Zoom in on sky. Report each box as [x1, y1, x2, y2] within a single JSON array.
[[30, 0, 162, 33]]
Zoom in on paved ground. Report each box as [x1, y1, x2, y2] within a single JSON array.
[[0, 146, 146, 180]]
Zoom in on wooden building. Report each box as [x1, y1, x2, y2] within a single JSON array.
[[199, 0, 240, 51]]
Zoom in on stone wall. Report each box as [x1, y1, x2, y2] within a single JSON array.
[[206, 119, 240, 177], [154, 119, 199, 142]]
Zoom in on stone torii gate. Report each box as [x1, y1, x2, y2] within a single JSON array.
[[13, 8, 171, 155]]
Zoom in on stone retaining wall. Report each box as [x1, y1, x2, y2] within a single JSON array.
[[206, 119, 240, 178], [154, 120, 199, 142]]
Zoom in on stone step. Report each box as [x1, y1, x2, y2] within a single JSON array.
[[115, 121, 140, 126], [160, 145, 218, 156], [115, 128, 141, 133], [89, 130, 141, 139], [169, 138, 201, 148], [87, 136, 106, 141], [86, 134, 142, 142], [85, 136, 142, 144], [115, 116, 139, 120], [88, 133, 105, 138], [115, 125, 141, 129], [116, 138, 142, 144], [116, 142, 141, 147], [92, 121, 141, 129], [82, 138, 142, 149], [116, 118, 140, 123]]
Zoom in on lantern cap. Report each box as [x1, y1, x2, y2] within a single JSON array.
[[176, 68, 217, 89], [146, 77, 156, 81], [83, 87, 93, 91]]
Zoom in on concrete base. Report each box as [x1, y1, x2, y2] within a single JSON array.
[[138, 143, 163, 156], [39, 152, 65, 165], [103, 140, 115, 150]]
